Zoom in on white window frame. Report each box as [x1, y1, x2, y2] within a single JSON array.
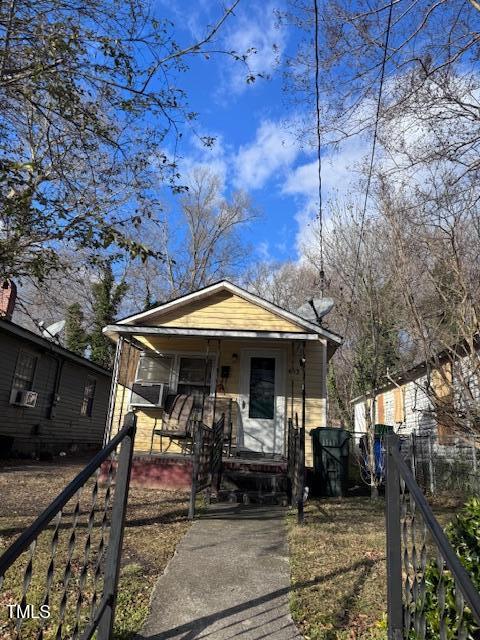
[[131, 350, 218, 401]]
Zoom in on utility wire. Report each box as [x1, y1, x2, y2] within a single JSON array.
[[342, 0, 394, 341], [313, 0, 324, 293]]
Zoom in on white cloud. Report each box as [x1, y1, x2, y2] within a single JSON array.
[[233, 120, 300, 190], [280, 133, 370, 252], [283, 135, 370, 202]]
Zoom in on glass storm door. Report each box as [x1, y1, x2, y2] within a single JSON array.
[[239, 350, 285, 455]]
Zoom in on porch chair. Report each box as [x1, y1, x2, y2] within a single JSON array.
[[149, 394, 195, 454]]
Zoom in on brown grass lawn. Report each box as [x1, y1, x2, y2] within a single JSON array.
[[287, 496, 461, 640], [0, 459, 190, 640]]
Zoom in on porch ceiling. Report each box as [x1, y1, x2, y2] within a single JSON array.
[[103, 324, 320, 342]]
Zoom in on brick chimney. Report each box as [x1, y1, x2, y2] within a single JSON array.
[[0, 280, 17, 321]]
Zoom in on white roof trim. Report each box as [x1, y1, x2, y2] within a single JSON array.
[[103, 325, 320, 341], [116, 280, 342, 344]]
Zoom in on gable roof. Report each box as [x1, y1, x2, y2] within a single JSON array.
[[117, 280, 342, 344]]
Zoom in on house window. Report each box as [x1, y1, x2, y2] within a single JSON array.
[[136, 355, 173, 384], [177, 357, 213, 397], [81, 376, 96, 417], [12, 351, 37, 392], [133, 353, 214, 400]]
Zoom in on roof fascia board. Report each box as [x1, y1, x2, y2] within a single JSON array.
[[103, 325, 319, 341]]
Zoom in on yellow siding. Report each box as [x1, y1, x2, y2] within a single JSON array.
[[432, 363, 453, 399], [143, 292, 305, 332], [393, 387, 404, 423], [376, 394, 385, 423], [109, 336, 326, 467]]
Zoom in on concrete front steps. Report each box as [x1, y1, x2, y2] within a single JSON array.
[[124, 453, 289, 506]]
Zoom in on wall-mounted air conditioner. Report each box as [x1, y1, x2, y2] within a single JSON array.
[[10, 390, 38, 408], [130, 382, 167, 408]]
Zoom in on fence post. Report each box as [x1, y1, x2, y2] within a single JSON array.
[[427, 433, 435, 495], [385, 434, 403, 640], [410, 433, 416, 482], [97, 412, 136, 640]]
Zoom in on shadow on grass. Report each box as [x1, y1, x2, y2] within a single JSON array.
[[137, 557, 384, 640]]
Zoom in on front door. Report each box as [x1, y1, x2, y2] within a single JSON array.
[[239, 349, 285, 455]]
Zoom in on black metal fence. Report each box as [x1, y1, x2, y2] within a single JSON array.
[[188, 415, 226, 519], [385, 434, 480, 639], [404, 433, 480, 497], [0, 413, 136, 640], [287, 416, 306, 523], [211, 415, 225, 493]]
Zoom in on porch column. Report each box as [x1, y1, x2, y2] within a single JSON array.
[[298, 341, 306, 524], [200, 339, 210, 423], [104, 336, 124, 445]]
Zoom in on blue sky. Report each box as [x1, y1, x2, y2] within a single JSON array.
[[153, 0, 326, 264]]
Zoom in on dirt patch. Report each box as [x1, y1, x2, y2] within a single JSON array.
[[0, 459, 190, 640]]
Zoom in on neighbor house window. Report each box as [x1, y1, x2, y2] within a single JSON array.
[[12, 351, 37, 392], [136, 355, 173, 384], [81, 376, 97, 417]]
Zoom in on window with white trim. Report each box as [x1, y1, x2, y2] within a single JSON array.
[[136, 355, 173, 384], [134, 353, 214, 397]]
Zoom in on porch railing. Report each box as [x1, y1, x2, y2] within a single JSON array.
[[0, 413, 136, 640], [188, 414, 226, 519], [385, 434, 480, 639], [287, 415, 306, 524]]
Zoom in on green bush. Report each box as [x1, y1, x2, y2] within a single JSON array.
[[413, 498, 480, 639]]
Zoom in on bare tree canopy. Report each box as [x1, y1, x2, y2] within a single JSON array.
[[0, 0, 246, 282]]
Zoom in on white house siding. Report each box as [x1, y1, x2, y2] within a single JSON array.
[[383, 389, 395, 426], [352, 358, 480, 494], [353, 402, 367, 441], [353, 375, 435, 437]]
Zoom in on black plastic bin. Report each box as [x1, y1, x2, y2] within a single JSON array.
[[310, 427, 350, 497]]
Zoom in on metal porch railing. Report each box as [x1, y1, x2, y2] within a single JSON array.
[[385, 434, 480, 639], [287, 415, 306, 524], [0, 413, 136, 640], [188, 414, 225, 519]]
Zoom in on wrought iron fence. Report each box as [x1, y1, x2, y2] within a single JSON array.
[[405, 432, 480, 497], [0, 413, 136, 640], [287, 416, 305, 523], [211, 414, 225, 493], [385, 434, 480, 639], [188, 421, 213, 520]]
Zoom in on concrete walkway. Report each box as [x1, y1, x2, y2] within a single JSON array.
[[138, 503, 302, 640]]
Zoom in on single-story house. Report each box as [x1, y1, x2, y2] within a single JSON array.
[[352, 339, 480, 444], [0, 317, 111, 457], [103, 280, 342, 473]]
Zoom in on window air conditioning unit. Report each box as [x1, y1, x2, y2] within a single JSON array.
[[11, 390, 38, 408], [130, 383, 167, 408]]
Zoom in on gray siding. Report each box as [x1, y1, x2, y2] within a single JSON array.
[[0, 331, 111, 456]]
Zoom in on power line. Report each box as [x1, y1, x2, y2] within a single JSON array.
[[342, 0, 395, 341], [313, 0, 324, 293]]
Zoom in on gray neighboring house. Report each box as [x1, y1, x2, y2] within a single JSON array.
[[0, 316, 111, 458]]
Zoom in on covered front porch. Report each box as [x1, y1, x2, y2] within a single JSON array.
[[104, 326, 324, 462], [102, 281, 342, 497]]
